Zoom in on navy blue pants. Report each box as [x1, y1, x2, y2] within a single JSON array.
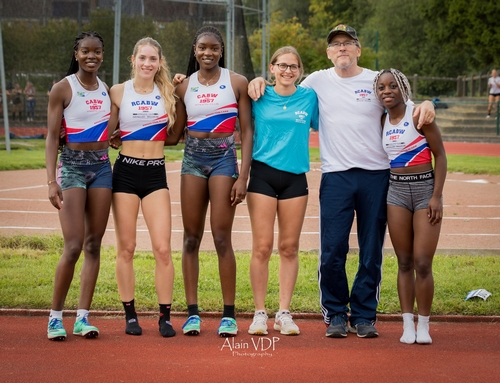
[[318, 168, 389, 326]]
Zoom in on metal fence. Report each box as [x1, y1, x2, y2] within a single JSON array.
[[411, 73, 491, 98]]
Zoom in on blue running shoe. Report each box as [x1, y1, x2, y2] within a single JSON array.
[[182, 315, 201, 336], [47, 318, 66, 341], [218, 317, 238, 337]]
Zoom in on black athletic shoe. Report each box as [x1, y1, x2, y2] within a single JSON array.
[[125, 317, 142, 336], [350, 322, 379, 338], [159, 319, 176, 338], [325, 314, 348, 338]]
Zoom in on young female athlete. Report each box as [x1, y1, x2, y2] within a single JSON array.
[[374, 68, 447, 344], [247, 46, 318, 336], [45, 31, 111, 341], [108, 37, 186, 337], [174, 26, 253, 337]]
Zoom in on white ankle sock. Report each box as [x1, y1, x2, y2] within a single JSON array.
[[49, 310, 63, 320], [416, 315, 432, 344], [76, 309, 89, 322], [400, 313, 416, 344]]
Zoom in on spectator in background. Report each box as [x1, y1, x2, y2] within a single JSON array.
[[24, 81, 36, 122], [10, 83, 22, 121], [487, 69, 500, 118]]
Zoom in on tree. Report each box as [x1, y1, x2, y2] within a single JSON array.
[[248, 13, 319, 76], [420, 0, 500, 72]]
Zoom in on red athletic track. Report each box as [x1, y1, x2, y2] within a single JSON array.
[[0, 313, 499, 383]]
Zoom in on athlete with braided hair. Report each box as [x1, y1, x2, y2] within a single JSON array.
[[175, 25, 253, 337], [375, 68, 447, 344], [45, 31, 111, 341]]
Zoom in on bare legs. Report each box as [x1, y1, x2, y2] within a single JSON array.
[[388, 205, 441, 344], [181, 174, 237, 309], [51, 187, 111, 311], [113, 189, 174, 304], [248, 192, 307, 313], [487, 94, 500, 116]]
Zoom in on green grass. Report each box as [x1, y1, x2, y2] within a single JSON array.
[[0, 139, 499, 174], [0, 234, 498, 316], [0, 139, 186, 170]]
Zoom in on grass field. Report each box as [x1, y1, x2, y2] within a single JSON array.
[[0, 235, 498, 316]]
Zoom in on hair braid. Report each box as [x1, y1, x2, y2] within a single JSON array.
[[186, 26, 225, 77], [373, 68, 412, 103], [66, 31, 104, 76]]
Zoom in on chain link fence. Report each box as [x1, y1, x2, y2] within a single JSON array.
[[0, 0, 268, 130]]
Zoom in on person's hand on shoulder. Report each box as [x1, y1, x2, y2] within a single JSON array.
[[413, 100, 436, 129], [248, 77, 267, 101], [173, 73, 187, 86]]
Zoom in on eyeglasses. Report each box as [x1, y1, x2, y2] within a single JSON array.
[[274, 63, 300, 72], [328, 41, 358, 49]]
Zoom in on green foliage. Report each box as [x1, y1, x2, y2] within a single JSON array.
[[249, 13, 314, 74], [3, 1, 500, 93], [420, 0, 500, 72], [271, 0, 311, 27]]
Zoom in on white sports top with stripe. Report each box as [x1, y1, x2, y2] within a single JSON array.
[[119, 80, 168, 141], [62, 74, 110, 143], [184, 68, 237, 133], [382, 102, 431, 168]]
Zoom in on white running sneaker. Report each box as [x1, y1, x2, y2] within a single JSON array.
[[274, 310, 300, 335], [248, 310, 268, 335]]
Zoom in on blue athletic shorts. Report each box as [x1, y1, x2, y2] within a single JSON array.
[[247, 160, 308, 200], [57, 147, 112, 191], [181, 134, 239, 179]]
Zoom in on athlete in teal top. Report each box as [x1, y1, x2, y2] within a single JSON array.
[[251, 85, 318, 174], [247, 46, 319, 337]]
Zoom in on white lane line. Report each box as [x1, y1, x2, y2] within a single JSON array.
[[0, 185, 46, 192], [1, 227, 499, 238], [0, 198, 182, 205], [1, 210, 499, 220]]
